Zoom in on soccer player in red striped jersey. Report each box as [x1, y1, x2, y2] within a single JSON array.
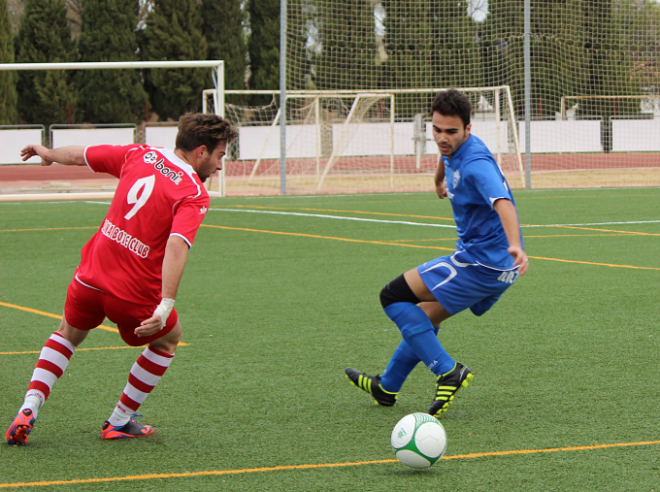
[[6, 114, 237, 445]]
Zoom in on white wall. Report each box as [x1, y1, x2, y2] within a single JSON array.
[[235, 119, 628, 160], [0, 128, 43, 164], [145, 126, 178, 150], [518, 121, 602, 153], [239, 124, 319, 160], [332, 122, 413, 156], [51, 128, 135, 148], [612, 120, 660, 152]]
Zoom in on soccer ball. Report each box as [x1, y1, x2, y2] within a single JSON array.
[[391, 413, 447, 469]]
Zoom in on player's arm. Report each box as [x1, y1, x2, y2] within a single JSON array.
[[135, 236, 190, 337], [20, 145, 86, 167], [493, 198, 529, 275], [434, 154, 447, 199]]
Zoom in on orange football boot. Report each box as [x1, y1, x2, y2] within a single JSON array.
[[6, 409, 37, 445], [102, 416, 154, 439]]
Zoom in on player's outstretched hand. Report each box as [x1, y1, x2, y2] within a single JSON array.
[[508, 246, 529, 275], [436, 178, 447, 199], [135, 315, 163, 338], [21, 144, 53, 166]]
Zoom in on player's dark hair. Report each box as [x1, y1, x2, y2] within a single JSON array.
[[175, 113, 238, 153], [431, 89, 472, 128]]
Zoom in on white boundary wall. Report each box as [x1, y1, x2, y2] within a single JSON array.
[[239, 125, 319, 160], [237, 121, 513, 160], [612, 120, 660, 152], [332, 122, 410, 156], [0, 128, 43, 164], [145, 126, 179, 150], [518, 121, 602, 153], [51, 128, 136, 148]]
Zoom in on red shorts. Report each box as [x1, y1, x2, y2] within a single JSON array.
[[64, 277, 178, 347]]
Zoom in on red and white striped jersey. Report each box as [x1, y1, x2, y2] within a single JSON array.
[[75, 144, 210, 305]]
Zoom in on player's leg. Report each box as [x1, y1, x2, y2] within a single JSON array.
[[384, 264, 473, 417], [378, 301, 448, 393], [102, 308, 180, 440], [345, 274, 454, 406], [6, 280, 101, 445], [383, 269, 457, 376]]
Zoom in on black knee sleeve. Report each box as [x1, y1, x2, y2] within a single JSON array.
[[380, 274, 421, 309]]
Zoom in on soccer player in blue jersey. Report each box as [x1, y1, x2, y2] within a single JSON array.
[[345, 89, 529, 417]]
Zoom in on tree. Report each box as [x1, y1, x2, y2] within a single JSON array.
[[578, 0, 637, 151], [247, 0, 280, 105], [0, 0, 16, 125], [77, 0, 148, 124], [201, 0, 247, 106], [0, 0, 16, 124], [15, 0, 77, 127], [381, 0, 483, 118], [313, 0, 378, 91], [480, 0, 586, 118], [141, 0, 208, 120], [7, 0, 23, 34]]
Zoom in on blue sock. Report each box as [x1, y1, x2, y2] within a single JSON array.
[[380, 324, 441, 392], [383, 302, 455, 377]]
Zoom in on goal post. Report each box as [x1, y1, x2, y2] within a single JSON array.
[[0, 60, 224, 202], [203, 86, 524, 196]]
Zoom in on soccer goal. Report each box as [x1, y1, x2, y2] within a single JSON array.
[[0, 60, 224, 202], [203, 86, 523, 196]]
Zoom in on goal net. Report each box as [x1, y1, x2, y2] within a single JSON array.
[[204, 87, 522, 196], [279, 0, 660, 190]]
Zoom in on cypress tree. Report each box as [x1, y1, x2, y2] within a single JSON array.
[[247, 0, 280, 105], [616, 0, 660, 94], [284, 0, 312, 91], [0, 0, 17, 125], [381, 1, 482, 118], [77, 0, 148, 124], [314, 0, 378, 92], [15, 0, 77, 127], [141, 0, 208, 120], [578, 0, 637, 151], [481, 0, 586, 118], [201, 0, 247, 106]]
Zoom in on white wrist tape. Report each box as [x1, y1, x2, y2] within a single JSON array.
[[153, 298, 175, 327]]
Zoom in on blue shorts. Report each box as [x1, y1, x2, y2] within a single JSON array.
[[417, 251, 519, 316]]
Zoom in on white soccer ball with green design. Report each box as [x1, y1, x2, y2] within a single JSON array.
[[391, 413, 447, 468]]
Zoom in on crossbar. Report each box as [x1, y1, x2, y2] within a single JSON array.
[[0, 61, 223, 71]]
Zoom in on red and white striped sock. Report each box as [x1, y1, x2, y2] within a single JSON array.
[[20, 332, 76, 417], [108, 346, 174, 427]]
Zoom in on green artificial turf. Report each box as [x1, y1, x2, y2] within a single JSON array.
[[1, 188, 659, 491]]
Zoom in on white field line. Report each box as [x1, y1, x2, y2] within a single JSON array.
[[208, 207, 660, 229], [208, 208, 456, 228], [522, 220, 660, 227], [80, 201, 660, 230]]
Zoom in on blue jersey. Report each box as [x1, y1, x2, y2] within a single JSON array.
[[443, 134, 522, 270]]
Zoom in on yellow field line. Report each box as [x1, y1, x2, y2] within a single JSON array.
[[527, 256, 660, 270], [0, 227, 97, 233], [548, 225, 660, 236], [202, 224, 660, 271], [0, 302, 118, 333], [392, 233, 631, 243], [231, 204, 454, 221], [517, 193, 659, 200], [1, 440, 658, 488], [202, 224, 456, 252]]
